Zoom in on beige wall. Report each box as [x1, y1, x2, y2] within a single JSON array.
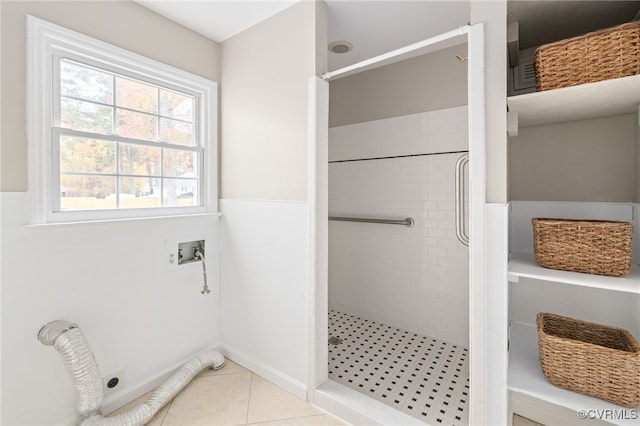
[[0, 0, 221, 192], [509, 114, 638, 202], [220, 1, 325, 201], [328, 44, 468, 127]]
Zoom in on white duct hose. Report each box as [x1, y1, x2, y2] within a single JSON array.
[[39, 321, 104, 423], [38, 320, 225, 426]]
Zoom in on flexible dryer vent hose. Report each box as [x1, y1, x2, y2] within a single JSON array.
[[38, 320, 225, 426]]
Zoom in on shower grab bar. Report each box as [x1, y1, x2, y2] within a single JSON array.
[[329, 216, 415, 227], [455, 153, 469, 246]]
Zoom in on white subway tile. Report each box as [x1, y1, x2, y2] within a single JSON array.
[[328, 114, 469, 348]]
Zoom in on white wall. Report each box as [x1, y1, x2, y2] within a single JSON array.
[[468, 3, 508, 424], [1, 193, 221, 425], [219, 199, 310, 397], [329, 106, 468, 162], [470, 0, 507, 204], [311, 77, 330, 393], [328, 107, 469, 347], [218, 0, 326, 397]]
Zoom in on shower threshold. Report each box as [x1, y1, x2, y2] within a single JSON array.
[[328, 310, 469, 426]]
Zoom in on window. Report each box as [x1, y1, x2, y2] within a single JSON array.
[[28, 16, 217, 223], [55, 59, 200, 211]]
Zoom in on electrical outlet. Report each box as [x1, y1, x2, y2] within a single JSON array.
[[103, 369, 125, 395]]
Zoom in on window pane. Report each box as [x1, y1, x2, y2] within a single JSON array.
[[28, 16, 217, 223], [61, 98, 113, 133], [116, 109, 158, 141], [60, 174, 116, 210], [163, 148, 196, 177], [159, 118, 194, 146], [116, 77, 158, 114], [118, 177, 161, 208], [119, 144, 161, 176], [60, 136, 116, 174], [159, 89, 193, 121], [60, 60, 113, 104], [163, 178, 198, 207]]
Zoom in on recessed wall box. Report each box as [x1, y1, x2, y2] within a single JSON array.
[[178, 240, 205, 265]]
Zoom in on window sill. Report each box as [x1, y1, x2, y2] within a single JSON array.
[[24, 212, 223, 231]]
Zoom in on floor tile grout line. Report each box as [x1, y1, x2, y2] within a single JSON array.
[[244, 413, 338, 425], [244, 372, 255, 425], [157, 399, 172, 425], [159, 367, 251, 425]]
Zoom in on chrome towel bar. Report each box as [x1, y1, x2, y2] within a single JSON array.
[[329, 216, 415, 227]]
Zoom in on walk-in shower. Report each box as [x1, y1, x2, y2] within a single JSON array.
[[321, 25, 472, 425], [326, 106, 470, 424]]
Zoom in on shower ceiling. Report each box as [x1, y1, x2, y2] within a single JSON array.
[[136, 1, 640, 71]]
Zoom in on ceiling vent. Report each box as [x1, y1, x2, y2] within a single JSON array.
[[328, 41, 353, 54]]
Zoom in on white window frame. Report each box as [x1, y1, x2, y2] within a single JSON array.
[[27, 16, 218, 224]]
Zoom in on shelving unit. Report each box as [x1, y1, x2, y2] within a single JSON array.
[[507, 74, 640, 127], [508, 251, 640, 294], [508, 322, 638, 426], [507, 70, 640, 423], [508, 251, 640, 424], [505, 1, 640, 422]]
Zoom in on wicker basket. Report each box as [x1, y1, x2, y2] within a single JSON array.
[[532, 218, 632, 277], [534, 21, 640, 91], [537, 313, 640, 407]]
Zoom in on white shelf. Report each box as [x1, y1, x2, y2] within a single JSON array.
[[508, 322, 638, 426], [507, 75, 640, 127], [508, 251, 640, 294]]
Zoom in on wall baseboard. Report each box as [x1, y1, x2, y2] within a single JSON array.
[[220, 345, 308, 401], [101, 343, 222, 416]]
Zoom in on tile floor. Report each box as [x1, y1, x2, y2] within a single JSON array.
[[514, 416, 545, 426], [108, 356, 542, 426], [328, 310, 469, 425], [108, 358, 346, 426]]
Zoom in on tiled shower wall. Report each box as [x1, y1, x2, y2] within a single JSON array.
[[328, 106, 470, 347]]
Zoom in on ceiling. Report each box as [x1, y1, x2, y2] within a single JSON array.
[[136, 0, 640, 72], [325, 1, 470, 70], [135, 1, 299, 43], [136, 0, 470, 71]]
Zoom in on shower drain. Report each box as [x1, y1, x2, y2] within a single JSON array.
[[328, 336, 343, 345]]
